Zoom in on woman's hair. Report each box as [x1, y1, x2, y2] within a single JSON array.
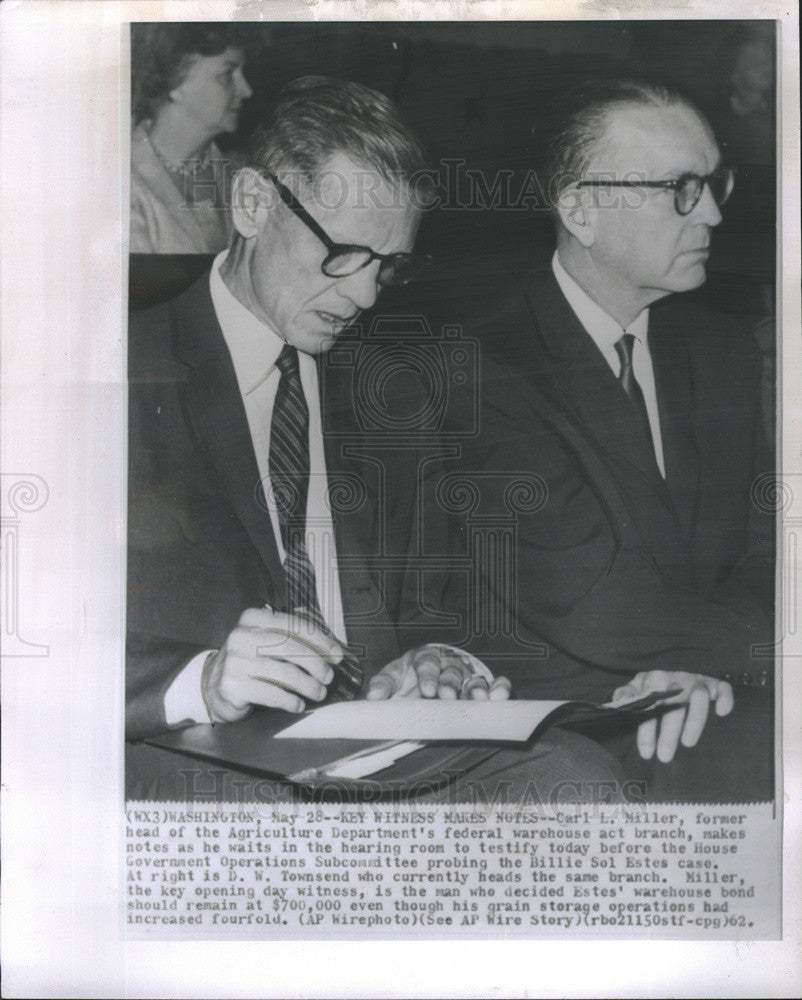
[[246, 76, 427, 187], [131, 22, 245, 123]]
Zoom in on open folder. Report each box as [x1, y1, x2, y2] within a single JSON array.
[[147, 690, 679, 790]]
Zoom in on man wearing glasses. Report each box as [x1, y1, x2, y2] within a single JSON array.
[[453, 81, 774, 797], [126, 76, 626, 799]]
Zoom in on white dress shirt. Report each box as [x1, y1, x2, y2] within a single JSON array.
[[551, 251, 666, 478], [164, 251, 346, 725]]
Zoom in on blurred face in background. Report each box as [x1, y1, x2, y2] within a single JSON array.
[[170, 47, 252, 135], [731, 38, 774, 107]]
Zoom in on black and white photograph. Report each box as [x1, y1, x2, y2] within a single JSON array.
[[1, 2, 800, 997], [127, 20, 777, 802]]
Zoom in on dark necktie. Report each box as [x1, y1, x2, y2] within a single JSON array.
[[269, 344, 362, 701], [614, 333, 654, 453]]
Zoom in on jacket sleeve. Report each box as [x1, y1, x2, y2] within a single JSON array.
[[125, 632, 207, 741]]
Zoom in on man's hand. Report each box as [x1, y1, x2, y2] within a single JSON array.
[[202, 608, 343, 722], [365, 644, 511, 701], [612, 670, 734, 763]]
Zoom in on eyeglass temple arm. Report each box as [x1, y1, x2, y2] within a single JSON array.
[[577, 168, 732, 191], [576, 180, 680, 189], [265, 173, 336, 251], [266, 171, 426, 271]]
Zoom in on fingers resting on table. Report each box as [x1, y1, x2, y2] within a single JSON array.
[[612, 669, 734, 763]]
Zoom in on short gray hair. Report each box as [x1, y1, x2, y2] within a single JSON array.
[[545, 80, 699, 206], [247, 76, 427, 191]]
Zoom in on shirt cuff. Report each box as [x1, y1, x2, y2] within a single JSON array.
[[164, 650, 213, 726]]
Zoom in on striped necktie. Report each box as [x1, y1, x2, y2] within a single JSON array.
[[268, 344, 362, 700]]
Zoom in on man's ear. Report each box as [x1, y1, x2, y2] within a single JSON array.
[[555, 185, 596, 248], [230, 167, 272, 239]]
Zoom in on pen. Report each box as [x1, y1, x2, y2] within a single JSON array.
[[603, 688, 684, 710], [254, 606, 357, 698], [259, 606, 357, 659]]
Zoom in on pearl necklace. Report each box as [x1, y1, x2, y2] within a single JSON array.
[[145, 124, 213, 175]]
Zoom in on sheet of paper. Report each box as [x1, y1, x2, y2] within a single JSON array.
[[322, 741, 424, 779], [275, 699, 569, 742]]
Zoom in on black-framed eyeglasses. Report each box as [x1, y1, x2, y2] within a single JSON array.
[[576, 165, 735, 216], [266, 173, 432, 286]]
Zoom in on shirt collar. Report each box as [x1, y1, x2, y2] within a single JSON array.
[[209, 249, 285, 395], [551, 251, 649, 355]]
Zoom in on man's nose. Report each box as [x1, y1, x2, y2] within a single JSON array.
[[236, 71, 253, 100], [336, 262, 382, 311], [693, 182, 723, 227]]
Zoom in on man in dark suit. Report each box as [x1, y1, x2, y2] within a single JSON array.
[[449, 81, 774, 795], [127, 76, 627, 801]]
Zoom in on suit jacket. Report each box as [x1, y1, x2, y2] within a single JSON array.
[[446, 269, 775, 702], [127, 270, 443, 739]]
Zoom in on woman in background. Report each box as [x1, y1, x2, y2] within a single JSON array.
[[130, 23, 252, 254]]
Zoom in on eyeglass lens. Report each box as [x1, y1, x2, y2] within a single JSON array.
[[323, 250, 374, 277], [323, 251, 420, 286], [677, 169, 733, 215]]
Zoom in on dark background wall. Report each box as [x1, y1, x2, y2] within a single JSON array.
[[133, 20, 777, 321]]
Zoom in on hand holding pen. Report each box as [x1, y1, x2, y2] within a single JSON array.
[[200, 608, 512, 725], [200, 607, 344, 723]]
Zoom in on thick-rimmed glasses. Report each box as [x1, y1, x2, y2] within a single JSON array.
[[266, 173, 432, 286], [576, 165, 735, 216]]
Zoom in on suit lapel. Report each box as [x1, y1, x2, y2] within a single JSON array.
[[319, 351, 359, 567], [318, 352, 399, 667], [167, 275, 397, 671], [649, 303, 702, 538], [171, 273, 285, 605], [520, 271, 673, 510], [318, 356, 382, 599]]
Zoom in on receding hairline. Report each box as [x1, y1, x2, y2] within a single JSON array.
[[246, 76, 426, 187], [273, 150, 422, 200], [545, 81, 716, 209], [587, 97, 717, 172]]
